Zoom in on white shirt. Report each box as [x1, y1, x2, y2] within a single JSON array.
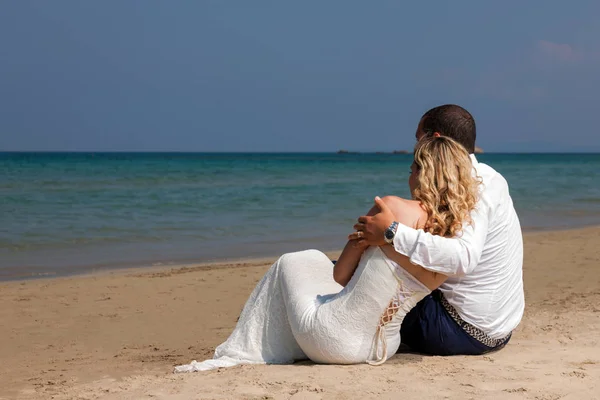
[[393, 155, 524, 339]]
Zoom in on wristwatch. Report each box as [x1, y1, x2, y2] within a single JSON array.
[[384, 221, 399, 244]]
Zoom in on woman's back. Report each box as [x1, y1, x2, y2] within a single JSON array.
[[371, 196, 448, 290]]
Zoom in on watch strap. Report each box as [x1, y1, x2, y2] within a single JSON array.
[[384, 221, 399, 244]]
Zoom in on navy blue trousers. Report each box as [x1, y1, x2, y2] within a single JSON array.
[[400, 290, 510, 356]]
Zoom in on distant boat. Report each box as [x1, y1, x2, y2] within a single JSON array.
[[474, 146, 484, 154]]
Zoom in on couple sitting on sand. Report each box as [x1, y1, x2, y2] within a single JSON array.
[[176, 104, 525, 372]]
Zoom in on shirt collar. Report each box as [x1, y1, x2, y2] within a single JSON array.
[[470, 153, 478, 165]]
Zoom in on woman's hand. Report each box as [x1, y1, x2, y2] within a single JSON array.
[[350, 238, 370, 250]]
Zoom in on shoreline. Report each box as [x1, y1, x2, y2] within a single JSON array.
[[0, 248, 344, 283], [1, 225, 600, 399], [0, 252, 342, 284], [2, 223, 599, 284]]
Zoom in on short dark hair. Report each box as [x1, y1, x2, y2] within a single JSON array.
[[421, 104, 476, 153]]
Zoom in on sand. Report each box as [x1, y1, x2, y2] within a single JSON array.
[[1, 227, 600, 400]]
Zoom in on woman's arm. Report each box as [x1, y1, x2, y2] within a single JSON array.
[[336, 195, 449, 290], [332, 239, 367, 287], [333, 205, 378, 286], [333, 196, 423, 287]]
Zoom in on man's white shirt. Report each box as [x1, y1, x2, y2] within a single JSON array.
[[393, 155, 524, 339]]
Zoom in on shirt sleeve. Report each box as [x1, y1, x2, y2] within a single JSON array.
[[392, 199, 490, 277]]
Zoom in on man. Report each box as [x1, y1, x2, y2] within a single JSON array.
[[350, 104, 524, 356]]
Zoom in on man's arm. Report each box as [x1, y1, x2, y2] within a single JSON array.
[[392, 207, 488, 276], [351, 197, 489, 277], [380, 245, 449, 290]]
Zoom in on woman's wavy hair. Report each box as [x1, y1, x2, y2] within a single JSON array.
[[412, 136, 481, 238]]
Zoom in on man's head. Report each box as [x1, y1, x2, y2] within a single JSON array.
[[415, 104, 476, 154]]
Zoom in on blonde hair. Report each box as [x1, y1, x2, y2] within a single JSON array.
[[412, 136, 481, 238]]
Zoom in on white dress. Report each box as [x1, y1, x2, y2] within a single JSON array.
[[175, 247, 429, 372]]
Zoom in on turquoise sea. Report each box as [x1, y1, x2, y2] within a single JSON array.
[[1, 152, 600, 280]]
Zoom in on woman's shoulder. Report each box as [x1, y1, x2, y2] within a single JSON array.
[[380, 195, 420, 209], [380, 196, 426, 228]]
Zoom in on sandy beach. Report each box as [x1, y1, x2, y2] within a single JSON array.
[[1, 227, 600, 400]]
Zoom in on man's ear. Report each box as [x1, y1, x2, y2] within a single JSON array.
[[433, 132, 442, 138]]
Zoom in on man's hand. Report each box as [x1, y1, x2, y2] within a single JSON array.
[[348, 196, 396, 247]]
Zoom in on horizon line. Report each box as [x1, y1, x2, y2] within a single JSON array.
[[2, 150, 600, 155]]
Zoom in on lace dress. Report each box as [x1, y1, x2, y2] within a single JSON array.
[[175, 247, 429, 372]]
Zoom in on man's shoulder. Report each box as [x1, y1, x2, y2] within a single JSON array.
[[476, 162, 509, 192], [475, 162, 516, 222]]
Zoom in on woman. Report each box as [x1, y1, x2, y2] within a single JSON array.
[[175, 136, 480, 372]]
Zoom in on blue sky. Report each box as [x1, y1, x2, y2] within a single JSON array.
[[1, 1, 599, 152]]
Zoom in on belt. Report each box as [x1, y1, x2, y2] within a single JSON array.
[[438, 292, 511, 348]]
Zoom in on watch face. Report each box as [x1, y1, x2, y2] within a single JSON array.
[[385, 229, 394, 240]]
